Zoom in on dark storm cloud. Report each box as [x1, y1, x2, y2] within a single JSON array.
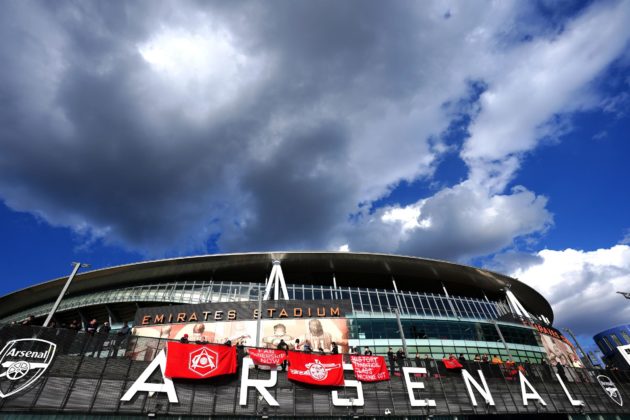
[[0, 0, 450, 254], [220, 122, 356, 251]]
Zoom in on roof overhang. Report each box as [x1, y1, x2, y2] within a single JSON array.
[[0, 252, 553, 322]]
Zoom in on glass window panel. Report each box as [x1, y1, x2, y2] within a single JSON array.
[[385, 293, 398, 311], [404, 294, 417, 316], [360, 292, 371, 312]]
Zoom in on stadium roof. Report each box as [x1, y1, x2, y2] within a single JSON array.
[[0, 252, 553, 322]]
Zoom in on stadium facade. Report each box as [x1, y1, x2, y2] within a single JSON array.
[[0, 252, 628, 418]]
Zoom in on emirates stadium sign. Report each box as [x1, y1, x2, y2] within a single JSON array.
[[135, 300, 352, 325]]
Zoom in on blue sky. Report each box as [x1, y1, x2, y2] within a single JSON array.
[[1, 1, 629, 351]]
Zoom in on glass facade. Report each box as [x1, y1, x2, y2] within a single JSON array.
[[1, 280, 547, 363], [2, 280, 510, 324], [347, 317, 546, 363]]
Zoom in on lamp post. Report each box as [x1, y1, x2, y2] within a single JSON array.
[[492, 321, 514, 361], [391, 307, 408, 355], [563, 327, 595, 369], [255, 277, 267, 347], [42, 262, 90, 327]]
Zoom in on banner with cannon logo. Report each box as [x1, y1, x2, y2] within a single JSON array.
[[287, 351, 344, 386], [165, 342, 237, 379], [0, 338, 56, 398]]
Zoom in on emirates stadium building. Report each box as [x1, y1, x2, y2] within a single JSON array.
[[0, 252, 628, 418]]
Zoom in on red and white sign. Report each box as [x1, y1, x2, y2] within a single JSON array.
[[165, 342, 237, 379], [350, 355, 390, 382], [248, 349, 287, 367], [287, 352, 344, 386]]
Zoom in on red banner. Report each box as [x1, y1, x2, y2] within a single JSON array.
[[165, 342, 237, 379], [248, 348, 287, 366], [350, 355, 390, 382], [287, 352, 344, 386], [442, 358, 463, 369]]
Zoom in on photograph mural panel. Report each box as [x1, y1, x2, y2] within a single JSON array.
[[130, 317, 349, 360], [540, 333, 583, 367]]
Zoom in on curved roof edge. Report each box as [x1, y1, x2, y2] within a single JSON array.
[[0, 251, 553, 322]]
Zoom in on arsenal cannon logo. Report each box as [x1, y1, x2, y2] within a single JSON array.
[[0, 339, 56, 398], [305, 359, 337, 381], [597, 375, 623, 407], [188, 346, 219, 377]]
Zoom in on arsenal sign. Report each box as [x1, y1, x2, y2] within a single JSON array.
[[597, 375, 623, 406], [0, 338, 56, 398]]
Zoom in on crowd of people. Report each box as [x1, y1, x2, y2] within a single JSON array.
[[17, 314, 130, 337]]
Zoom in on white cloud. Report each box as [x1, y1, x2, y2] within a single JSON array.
[[0, 1, 629, 262], [338, 1, 630, 261], [381, 204, 430, 232], [462, 0, 630, 189], [345, 181, 552, 261], [506, 245, 630, 335]]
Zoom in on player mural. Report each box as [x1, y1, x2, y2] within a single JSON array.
[[130, 317, 349, 360], [540, 333, 584, 368]]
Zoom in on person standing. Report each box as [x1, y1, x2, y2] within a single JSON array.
[[21, 315, 35, 326], [236, 341, 246, 369], [491, 354, 503, 364], [93, 321, 111, 357], [331, 342, 339, 354], [364, 346, 373, 356], [111, 321, 131, 357], [69, 320, 81, 332], [387, 347, 396, 375], [86, 319, 98, 335], [415, 353, 422, 367], [396, 348, 406, 374], [423, 354, 435, 376], [99, 321, 111, 334], [556, 362, 568, 383], [277, 338, 289, 371]]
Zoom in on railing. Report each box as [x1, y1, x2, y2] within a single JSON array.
[[0, 325, 629, 417]]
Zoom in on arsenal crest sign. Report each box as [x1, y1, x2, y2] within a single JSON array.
[[0, 338, 56, 398], [597, 375, 623, 406]]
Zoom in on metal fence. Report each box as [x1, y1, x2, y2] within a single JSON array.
[[0, 325, 629, 417]]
